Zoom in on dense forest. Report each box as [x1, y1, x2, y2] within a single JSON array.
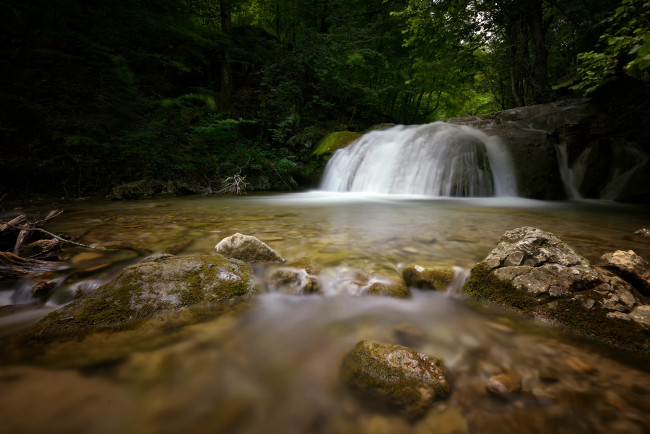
[[0, 0, 648, 197]]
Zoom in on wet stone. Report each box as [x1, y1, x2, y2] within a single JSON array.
[[486, 372, 522, 397], [340, 340, 449, 419]]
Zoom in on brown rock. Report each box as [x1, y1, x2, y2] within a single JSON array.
[[486, 372, 522, 397]]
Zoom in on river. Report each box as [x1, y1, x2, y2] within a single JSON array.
[[1, 192, 650, 433]]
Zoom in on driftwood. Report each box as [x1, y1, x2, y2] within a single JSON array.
[[0, 208, 115, 281], [217, 174, 249, 195], [0, 251, 58, 280]]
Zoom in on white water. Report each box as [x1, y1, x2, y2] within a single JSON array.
[[321, 122, 518, 197]]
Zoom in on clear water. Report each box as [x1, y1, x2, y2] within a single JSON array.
[[1, 193, 650, 433]]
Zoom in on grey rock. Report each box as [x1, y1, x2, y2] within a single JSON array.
[[215, 233, 284, 264]]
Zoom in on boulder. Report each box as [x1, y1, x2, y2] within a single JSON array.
[[31, 254, 254, 336], [215, 233, 284, 264], [463, 227, 649, 352], [340, 340, 449, 419], [599, 250, 650, 295], [402, 264, 456, 291]]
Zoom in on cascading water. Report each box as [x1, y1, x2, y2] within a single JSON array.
[[320, 122, 517, 197]]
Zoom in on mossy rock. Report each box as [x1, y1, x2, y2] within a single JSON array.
[[463, 264, 650, 353], [312, 131, 361, 156], [29, 254, 254, 338], [340, 340, 449, 419], [109, 179, 167, 200], [402, 264, 456, 291]]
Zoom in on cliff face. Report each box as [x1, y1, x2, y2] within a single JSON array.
[[448, 81, 650, 203]]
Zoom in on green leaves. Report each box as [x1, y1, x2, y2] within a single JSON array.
[[571, 0, 650, 94]]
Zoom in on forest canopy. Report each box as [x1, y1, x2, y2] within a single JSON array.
[[0, 0, 648, 197]]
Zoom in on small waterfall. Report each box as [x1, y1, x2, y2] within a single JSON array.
[[555, 141, 585, 199], [320, 122, 517, 197]]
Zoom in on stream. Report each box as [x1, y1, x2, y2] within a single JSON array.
[[1, 192, 650, 433]]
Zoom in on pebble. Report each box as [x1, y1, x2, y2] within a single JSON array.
[[486, 372, 522, 397]]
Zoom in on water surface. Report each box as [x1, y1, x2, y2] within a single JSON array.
[[1, 193, 650, 433]]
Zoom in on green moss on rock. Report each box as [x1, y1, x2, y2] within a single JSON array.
[[312, 131, 361, 156], [340, 340, 449, 419], [463, 264, 539, 312], [402, 265, 456, 291], [30, 254, 253, 338]]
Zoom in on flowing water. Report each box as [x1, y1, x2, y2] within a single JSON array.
[[321, 123, 518, 197], [2, 193, 650, 433]]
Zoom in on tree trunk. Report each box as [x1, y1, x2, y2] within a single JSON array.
[[528, 0, 550, 102], [219, 0, 233, 111]]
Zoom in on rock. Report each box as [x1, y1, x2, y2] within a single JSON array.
[[215, 233, 284, 264], [393, 323, 426, 348], [598, 250, 650, 295], [31, 254, 254, 336], [109, 179, 208, 200], [463, 227, 649, 352], [267, 266, 320, 295], [486, 372, 522, 397], [109, 179, 167, 200], [633, 228, 650, 243], [566, 357, 596, 374], [340, 340, 449, 419], [324, 269, 410, 298], [402, 264, 456, 291]]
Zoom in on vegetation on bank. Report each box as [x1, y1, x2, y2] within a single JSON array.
[[0, 0, 647, 197]]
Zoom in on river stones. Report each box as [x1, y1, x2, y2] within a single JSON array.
[[463, 227, 650, 352], [598, 250, 650, 295], [215, 233, 284, 263], [402, 264, 456, 291], [30, 254, 254, 336], [340, 340, 449, 419]]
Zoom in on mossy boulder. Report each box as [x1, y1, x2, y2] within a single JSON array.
[[340, 340, 449, 419], [30, 254, 254, 337], [463, 227, 650, 352], [598, 250, 650, 296], [312, 131, 361, 156], [402, 264, 456, 291], [215, 233, 284, 264]]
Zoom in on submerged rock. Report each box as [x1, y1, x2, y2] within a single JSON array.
[[633, 228, 650, 244], [463, 227, 649, 352], [598, 250, 650, 296], [486, 372, 522, 397], [340, 340, 449, 419], [322, 269, 410, 298], [31, 254, 254, 336], [402, 264, 456, 291], [215, 233, 284, 264], [267, 267, 320, 295]]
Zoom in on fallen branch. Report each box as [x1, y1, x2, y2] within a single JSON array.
[[0, 251, 58, 280], [2, 223, 116, 252]]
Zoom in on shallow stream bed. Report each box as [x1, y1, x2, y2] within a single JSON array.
[[1, 192, 650, 433]]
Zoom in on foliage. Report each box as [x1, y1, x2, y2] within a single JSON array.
[[567, 0, 650, 94]]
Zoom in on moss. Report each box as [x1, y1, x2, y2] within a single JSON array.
[[312, 131, 361, 156], [545, 298, 650, 353], [27, 255, 252, 340], [462, 264, 539, 312], [340, 340, 448, 419], [402, 265, 455, 291]]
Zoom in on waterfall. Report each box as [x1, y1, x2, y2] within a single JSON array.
[[320, 122, 518, 197]]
